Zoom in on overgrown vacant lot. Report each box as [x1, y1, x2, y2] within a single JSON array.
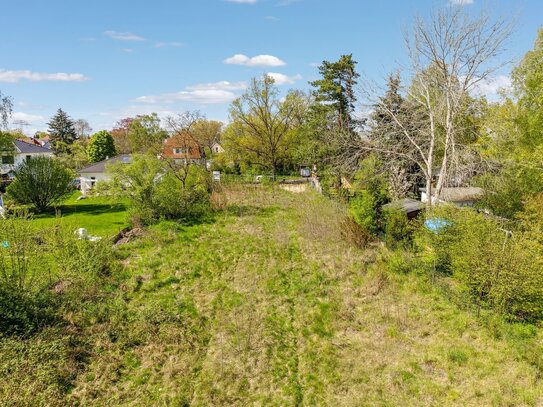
[[1, 186, 542, 406]]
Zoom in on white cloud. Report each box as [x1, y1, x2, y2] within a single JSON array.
[[266, 72, 302, 85], [472, 75, 511, 99], [155, 41, 184, 48], [0, 70, 90, 83], [104, 30, 145, 41], [133, 81, 247, 105], [187, 81, 247, 91], [449, 0, 474, 5], [11, 112, 45, 123], [224, 53, 286, 67], [225, 0, 257, 3]]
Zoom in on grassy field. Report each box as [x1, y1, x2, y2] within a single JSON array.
[[1, 185, 542, 406], [31, 192, 129, 236]]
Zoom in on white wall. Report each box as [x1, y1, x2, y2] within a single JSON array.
[[0, 151, 54, 175], [80, 172, 111, 195]]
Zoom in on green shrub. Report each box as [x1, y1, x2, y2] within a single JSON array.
[[384, 208, 411, 249], [423, 206, 543, 322], [6, 156, 74, 212], [349, 190, 378, 234], [152, 170, 211, 221], [106, 155, 211, 225]]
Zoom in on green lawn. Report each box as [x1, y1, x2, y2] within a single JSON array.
[[31, 192, 129, 236]]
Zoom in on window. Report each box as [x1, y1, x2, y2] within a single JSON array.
[[173, 148, 185, 154], [1, 155, 14, 165], [26, 155, 31, 162]]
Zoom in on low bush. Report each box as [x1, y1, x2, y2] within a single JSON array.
[[152, 170, 211, 221], [383, 208, 412, 249], [349, 190, 378, 234], [341, 216, 373, 248]]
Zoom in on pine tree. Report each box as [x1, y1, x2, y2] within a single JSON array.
[[87, 130, 117, 163], [310, 54, 360, 132], [370, 73, 404, 146], [47, 108, 77, 153]]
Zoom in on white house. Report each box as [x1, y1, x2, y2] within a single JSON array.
[[210, 142, 225, 154], [79, 155, 131, 195], [0, 139, 54, 177]]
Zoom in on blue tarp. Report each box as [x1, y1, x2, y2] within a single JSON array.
[[424, 218, 452, 234]]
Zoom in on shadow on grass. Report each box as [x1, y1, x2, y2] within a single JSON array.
[[35, 203, 127, 218]]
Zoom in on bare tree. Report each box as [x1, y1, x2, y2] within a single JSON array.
[[74, 119, 92, 138], [0, 91, 13, 130], [363, 7, 512, 207], [162, 111, 205, 188], [165, 110, 203, 135]]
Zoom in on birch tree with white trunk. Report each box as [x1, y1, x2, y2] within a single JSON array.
[[368, 7, 512, 207]]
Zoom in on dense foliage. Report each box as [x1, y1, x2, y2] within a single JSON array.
[[104, 155, 211, 225], [6, 157, 74, 212], [87, 130, 117, 163]]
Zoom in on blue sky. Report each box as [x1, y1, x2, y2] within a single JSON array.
[[1, 0, 542, 134]]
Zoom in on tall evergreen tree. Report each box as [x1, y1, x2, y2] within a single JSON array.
[[370, 74, 422, 198], [47, 108, 77, 153], [310, 54, 360, 132], [371, 73, 404, 144]]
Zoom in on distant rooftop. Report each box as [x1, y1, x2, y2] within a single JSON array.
[[79, 154, 131, 174], [439, 187, 484, 202], [14, 139, 53, 154], [383, 198, 425, 214]]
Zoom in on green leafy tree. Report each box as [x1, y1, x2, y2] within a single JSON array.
[[0, 130, 15, 153], [47, 108, 77, 153], [127, 114, 169, 154], [479, 29, 543, 217], [192, 119, 223, 155], [87, 130, 117, 163], [6, 157, 74, 212], [227, 75, 306, 179]]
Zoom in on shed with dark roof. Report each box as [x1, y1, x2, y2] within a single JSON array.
[[382, 198, 425, 219]]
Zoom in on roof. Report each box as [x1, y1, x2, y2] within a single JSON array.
[[79, 154, 132, 174], [439, 187, 484, 202], [14, 139, 54, 154], [382, 198, 425, 214], [162, 131, 203, 160]]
